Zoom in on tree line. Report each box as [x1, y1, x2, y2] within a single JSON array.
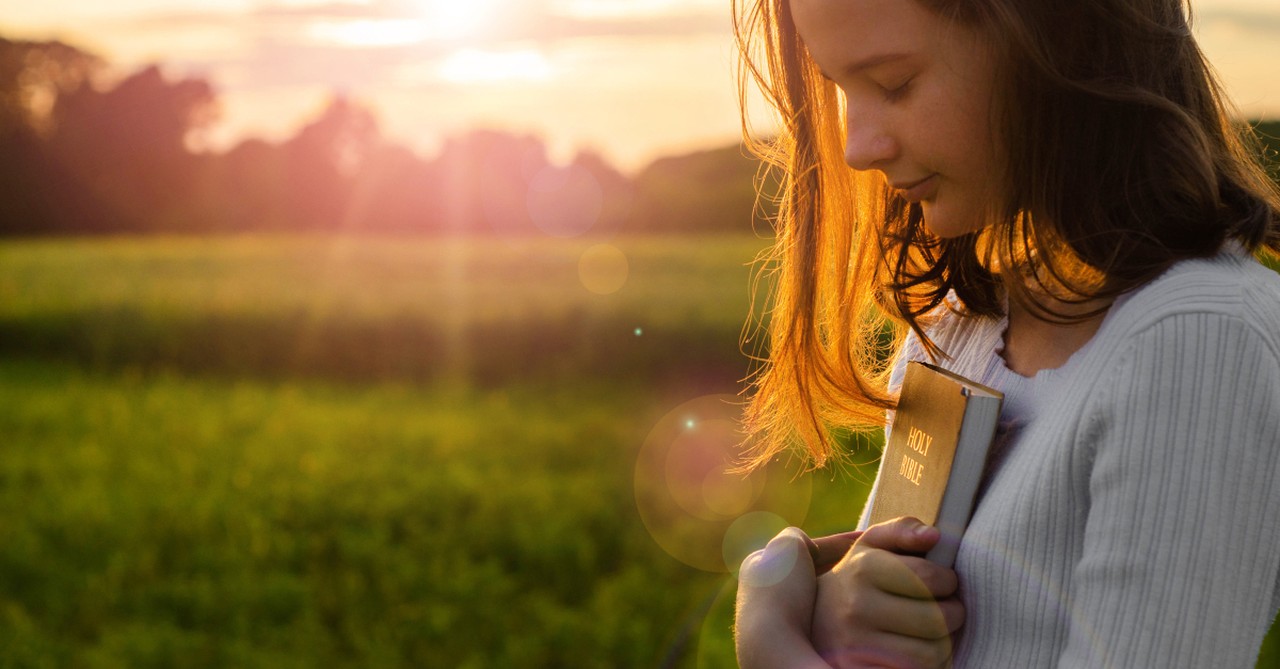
[[0, 36, 774, 237], [2, 36, 1272, 238]]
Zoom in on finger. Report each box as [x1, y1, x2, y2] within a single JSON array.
[[737, 527, 819, 637], [890, 555, 959, 599], [875, 594, 961, 641], [822, 631, 954, 669], [739, 527, 816, 594], [937, 596, 966, 635], [818, 576, 955, 643], [857, 516, 941, 556], [841, 549, 958, 600], [812, 530, 861, 575]]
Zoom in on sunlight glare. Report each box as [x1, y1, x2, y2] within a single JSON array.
[[439, 48, 554, 84], [552, 0, 684, 19], [417, 0, 500, 39], [308, 19, 429, 48]]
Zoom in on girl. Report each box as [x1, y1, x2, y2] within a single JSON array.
[[730, 0, 1280, 666]]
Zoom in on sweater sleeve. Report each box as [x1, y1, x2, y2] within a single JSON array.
[[1058, 312, 1280, 667]]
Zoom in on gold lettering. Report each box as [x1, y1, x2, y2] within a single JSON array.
[[899, 453, 924, 486], [907, 426, 933, 457]]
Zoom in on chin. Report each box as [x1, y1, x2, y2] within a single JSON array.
[[921, 207, 961, 239], [921, 203, 985, 239]]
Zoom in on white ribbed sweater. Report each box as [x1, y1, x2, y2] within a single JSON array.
[[860, 248, 1280, 667]]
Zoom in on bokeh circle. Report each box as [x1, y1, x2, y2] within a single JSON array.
[[578, 243, 629, 295], [635, 394, 812, 572]]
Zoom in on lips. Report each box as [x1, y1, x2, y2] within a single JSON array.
[[892, 174, 938, 202]]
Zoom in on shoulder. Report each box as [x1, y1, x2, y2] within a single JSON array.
[[1075, 252, 1280, 466], [1102, 248, 1280, 357], [1070, 248, 1280, 421]]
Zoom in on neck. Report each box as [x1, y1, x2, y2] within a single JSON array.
[[1001, 290, 1112, 377]]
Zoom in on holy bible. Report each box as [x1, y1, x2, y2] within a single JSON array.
[[867, 361, 1003, 567]]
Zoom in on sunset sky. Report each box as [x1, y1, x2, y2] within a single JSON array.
[[3, 0, 1279, 172]]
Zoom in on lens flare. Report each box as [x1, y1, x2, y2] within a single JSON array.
[[578, 243, 628, 295], [722, 511, 791, 579], [635, 394, 812, 572]]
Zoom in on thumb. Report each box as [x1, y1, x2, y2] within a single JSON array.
[[740, 526, 817, 590], [737, 527, 819, 630], [856, 516, 941, 556]]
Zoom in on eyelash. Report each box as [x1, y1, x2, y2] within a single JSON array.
[[883, 79, 913, 102]]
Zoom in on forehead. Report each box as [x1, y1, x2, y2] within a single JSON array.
[[789, 0, 958, 72]]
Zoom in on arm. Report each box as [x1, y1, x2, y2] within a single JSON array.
[[1060, 313, 1280, 667]]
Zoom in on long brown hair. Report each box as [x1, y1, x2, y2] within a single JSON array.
[[734, 0, 1280, 468]]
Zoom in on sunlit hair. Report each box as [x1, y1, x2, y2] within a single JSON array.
[[733, 0, 1280, 468]]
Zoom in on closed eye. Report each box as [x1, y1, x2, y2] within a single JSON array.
[[883, 78, 913, 102]]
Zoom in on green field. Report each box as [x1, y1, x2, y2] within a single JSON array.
[[0, 235, 773, 385], [1, 235, 1275, 667], [0, 235, 875, 668]]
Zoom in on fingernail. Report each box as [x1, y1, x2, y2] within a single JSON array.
[[915, 524, 937, 538], [777, 527, 820, 563], [742, 538, 803, 589]]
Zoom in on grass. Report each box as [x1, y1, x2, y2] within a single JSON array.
[[1, 234, 1275, 667], [0, 360, 691, 666], [0, 235, 875, 666], [0, 234, 773, 385], [0, 357, 875, 667]]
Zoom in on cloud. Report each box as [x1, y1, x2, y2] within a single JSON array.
[[101, 0, 730, 95], [490, 11, 728, 43], [252, 2, 406, 20], [121, 0, 728, 48]]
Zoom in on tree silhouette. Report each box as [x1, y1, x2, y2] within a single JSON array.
[[0, 31, 782, 237], [47, 64, 217, 231], [346, 143, 444, 233], [277, 95, 381, 230], [0, 37, 108, 234], [215, 138, 288, 231], [429, 129, 632, 236], [630, 144, 778, 234]]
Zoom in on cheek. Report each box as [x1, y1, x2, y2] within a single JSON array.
[[915, 106, 992, 172], [939, 104, 998, 182], [929, 68, 997, 158]]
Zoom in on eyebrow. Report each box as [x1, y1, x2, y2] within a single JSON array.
[[818, 52, 913, 81]]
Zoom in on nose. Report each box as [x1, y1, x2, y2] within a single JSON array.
[[843, 110, 898, 171]]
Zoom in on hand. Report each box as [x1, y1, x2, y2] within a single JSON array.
[[812, 517, 965, 669], [735, 527, 861, 669]]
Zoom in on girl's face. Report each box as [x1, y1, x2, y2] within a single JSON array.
[[790, 0, 1002, 238]]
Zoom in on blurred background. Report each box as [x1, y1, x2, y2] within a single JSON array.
[[0, 1, 1277, 666]]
